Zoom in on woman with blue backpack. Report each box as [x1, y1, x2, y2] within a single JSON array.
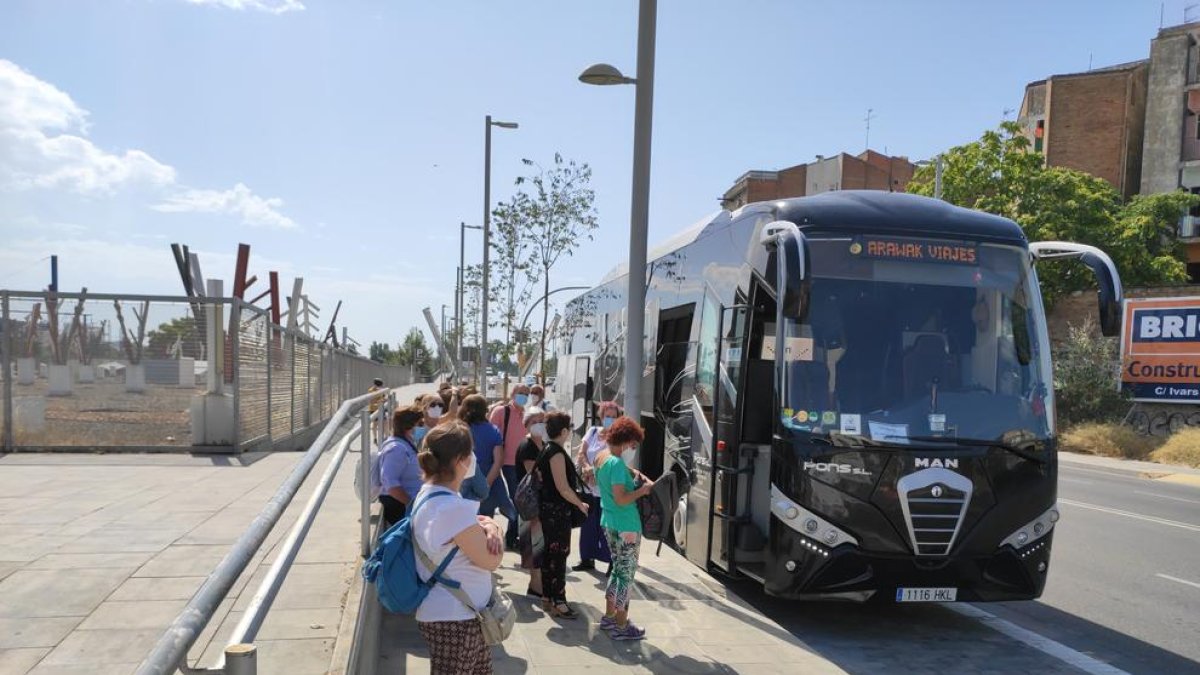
[[377, 405, 427, 526], [411, 421, 505, 673]]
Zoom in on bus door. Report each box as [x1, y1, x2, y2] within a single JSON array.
[[571, 355, 592, 438], [707, 303, 749, 573]]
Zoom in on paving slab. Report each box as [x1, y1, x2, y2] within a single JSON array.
[[0, 648, 51, 675], [377, 527, 847, 675]]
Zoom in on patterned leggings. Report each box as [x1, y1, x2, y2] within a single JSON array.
[[603, 528, 642, 613], [540, 500, 574, 602], [418, 619, 493, 674]]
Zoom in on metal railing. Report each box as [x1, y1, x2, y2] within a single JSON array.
[[0, 289, 411, 452], [135, 387, 400, 675]]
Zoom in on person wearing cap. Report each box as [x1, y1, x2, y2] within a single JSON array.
[[368, 378, 386, 413]]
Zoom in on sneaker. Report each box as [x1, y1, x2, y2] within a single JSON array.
[[572, 560, 595, 572], [599, 616, 617, 631], [609, 621, 646, 641]]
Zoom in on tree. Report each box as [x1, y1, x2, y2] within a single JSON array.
[[907, 122, 1198, 304], [491, 192, 541, 366], [147, 317, 203, 359], [368, 341, 395, 364], [510, 154, 599, 379], [397, 327, 434, 378]]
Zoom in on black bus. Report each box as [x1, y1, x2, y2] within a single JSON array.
[[552, 191, 1121, 602]]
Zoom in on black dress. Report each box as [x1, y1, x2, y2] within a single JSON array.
[[535, 441, 580, 603]]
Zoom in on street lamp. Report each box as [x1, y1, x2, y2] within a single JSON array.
[[482, 115, 518, 395], [915, 155, 944, 200], [579, 0, 657, 420], [457, 221, 483, 370]]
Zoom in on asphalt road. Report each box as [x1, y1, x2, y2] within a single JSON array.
[[728, 456, 1200, 674]]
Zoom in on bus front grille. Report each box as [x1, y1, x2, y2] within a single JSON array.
[[896, 468, 973, 556]]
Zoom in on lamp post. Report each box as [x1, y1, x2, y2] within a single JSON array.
[[457, 222, 482, 370], [915, 155, 944, 200], [482, 116, 518, 395], [579, 0, 656, 419]]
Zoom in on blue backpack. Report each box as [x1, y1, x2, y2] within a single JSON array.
[[361, 490, 461, 614]]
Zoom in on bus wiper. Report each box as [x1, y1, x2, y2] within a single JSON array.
[[907, 434, 1046, 465]]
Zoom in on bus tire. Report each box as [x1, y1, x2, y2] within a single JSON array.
[[672, 493, 688, 549]]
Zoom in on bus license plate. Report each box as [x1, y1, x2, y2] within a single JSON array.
[[896, 587, 957, 602]]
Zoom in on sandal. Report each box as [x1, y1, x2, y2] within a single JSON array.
[[549, 601, 577, 619]]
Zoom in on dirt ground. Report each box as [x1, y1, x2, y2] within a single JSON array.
[[9, 376, 201, 447]]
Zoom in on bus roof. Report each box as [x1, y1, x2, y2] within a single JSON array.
[[772, 191, 1026, 244], [596, 191, 1026, 287]]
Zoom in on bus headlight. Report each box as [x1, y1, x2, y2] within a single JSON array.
[[771, 484, 858, 547], [1000, 504, 1059, 550]]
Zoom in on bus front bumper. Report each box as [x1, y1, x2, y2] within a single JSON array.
[[763, 525, 1054, 602]]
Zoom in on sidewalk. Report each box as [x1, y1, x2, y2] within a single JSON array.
[[0, 438, 366, 674], [378, 530, 847, 674], [1059, 450, 1200, 482]]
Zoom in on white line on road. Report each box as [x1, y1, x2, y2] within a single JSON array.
[[1134, 490, 1200, 505], [947, 603, 1130, 675], [1156, 573, 1200, 590], [1058, 499, 1200, 533], [1059, 477, 1096, 485]]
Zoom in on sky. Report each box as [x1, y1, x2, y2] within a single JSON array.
[[0, 0, 1192, 351]]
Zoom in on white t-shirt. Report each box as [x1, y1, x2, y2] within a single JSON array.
[[411, 485, 493, 623], [582, 427, 607, 496]]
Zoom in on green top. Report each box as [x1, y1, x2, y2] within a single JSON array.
[[596, 454, 642, 534]]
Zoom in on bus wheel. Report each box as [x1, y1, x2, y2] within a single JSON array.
[[672, 494, 688, 549]]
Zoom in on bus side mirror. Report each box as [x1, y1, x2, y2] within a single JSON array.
[[1030, 242, 1123, 337], [761, 221, 811, 322]]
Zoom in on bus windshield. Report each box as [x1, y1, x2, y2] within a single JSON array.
[[778, 236, 1054, 444]]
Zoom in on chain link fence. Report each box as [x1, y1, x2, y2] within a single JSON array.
[[1, 290, 411, 452]]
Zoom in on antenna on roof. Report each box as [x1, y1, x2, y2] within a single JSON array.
[[1187, 3, 1199, 23], [864, 108, 876, 151], [1088, 53, 1093, 71]]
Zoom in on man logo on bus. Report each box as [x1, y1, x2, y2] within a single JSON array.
[[914, 458, 959, 469]]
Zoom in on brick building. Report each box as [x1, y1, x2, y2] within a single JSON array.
[[1017, 61, 1148, 199], [720, 150, 915, 211]]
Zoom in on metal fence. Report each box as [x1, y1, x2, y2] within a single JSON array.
[[0, 289, 411, 452]]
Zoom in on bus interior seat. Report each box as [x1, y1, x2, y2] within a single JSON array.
[[742, 359, 776, 443], [902, 334, 956, 398]]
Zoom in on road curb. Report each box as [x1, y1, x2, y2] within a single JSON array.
[[1155, 473, 1200, 487]]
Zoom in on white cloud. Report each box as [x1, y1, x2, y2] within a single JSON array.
[[0, 60, 176, 194], [152, 183, 297, 229], [184, 0, 305, 14], [0, 59, 298, 228]]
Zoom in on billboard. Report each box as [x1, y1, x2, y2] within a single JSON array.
[[1119, 297, 1200, 403]]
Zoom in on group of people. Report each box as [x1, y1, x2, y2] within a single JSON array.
[[373, 379, 652, 673]]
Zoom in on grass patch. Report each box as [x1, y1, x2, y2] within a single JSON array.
[[1059, 423, 1161, 461], [1150, 429, 1200, 468]]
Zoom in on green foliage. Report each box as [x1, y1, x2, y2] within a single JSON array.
[[146, 317, 203, 359], [368, 340, 394, 364], [1052, 318, 1129, 428], [908, 122, 1197, 305]]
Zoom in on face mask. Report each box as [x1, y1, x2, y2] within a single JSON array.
[[514, 394, 529, 407], [622, 447, 638, 468], [529, 395, 541, 406], [428, 406, 443, 419], [531, 423, 547, 440], [412, 426, 428, 445], [602, 417, 615, 430], [463, 453, 477, 479]]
